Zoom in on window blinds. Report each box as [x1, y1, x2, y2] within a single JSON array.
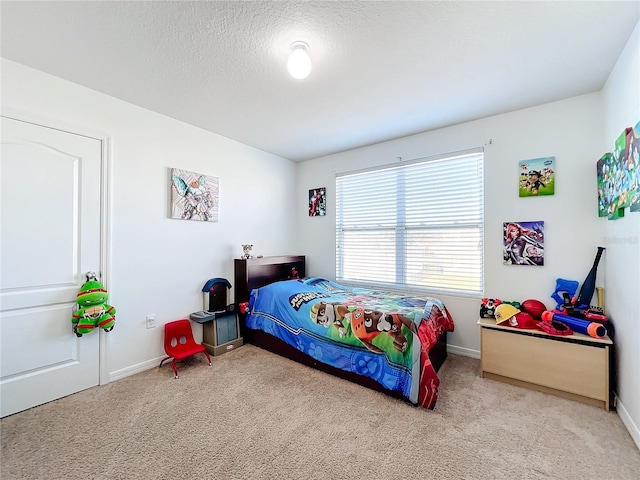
[[336, 149, 484, 297]]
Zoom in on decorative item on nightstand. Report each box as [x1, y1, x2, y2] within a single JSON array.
[[241, 244, 253, 259]]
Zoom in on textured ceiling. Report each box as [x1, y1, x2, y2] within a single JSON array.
[[1, 1, 639, 161]]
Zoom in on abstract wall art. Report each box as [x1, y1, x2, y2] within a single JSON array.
[[171, 168, 219, 222]]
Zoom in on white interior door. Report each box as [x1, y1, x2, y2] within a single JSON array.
[[0, 115, 103, 417]]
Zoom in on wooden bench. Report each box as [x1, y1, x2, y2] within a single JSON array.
[[478, 318, 612, 410]]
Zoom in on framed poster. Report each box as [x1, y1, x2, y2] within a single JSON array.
[[519, 157, 555, 197], [170, 168, 219, 222], [596, 122, 639, 218], [503, 221, 544, 266], [309, 187, 326, 216], [629, 122, 640, 212], [597, 153, 613, 217]]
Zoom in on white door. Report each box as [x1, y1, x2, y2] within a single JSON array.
[[0, 115, 104, 417]]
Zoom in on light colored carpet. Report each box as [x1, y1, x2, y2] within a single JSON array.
[[1, 344, 638, 479]]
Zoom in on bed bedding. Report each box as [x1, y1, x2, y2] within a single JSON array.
[[246, 277, 455, 409]]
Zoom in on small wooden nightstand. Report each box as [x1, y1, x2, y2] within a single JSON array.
[[478, 318, 613, 410]]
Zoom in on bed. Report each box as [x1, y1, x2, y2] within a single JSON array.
[[234, 255, 455, 409]]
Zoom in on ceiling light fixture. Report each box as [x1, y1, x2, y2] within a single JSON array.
[[287, 41, 312, 79]]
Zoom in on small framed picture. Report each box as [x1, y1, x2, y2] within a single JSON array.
[[170, 168, 219, 222], [503, 221, 544, 266], [519, 157, 555, 197], [309, 187, 326, 216]]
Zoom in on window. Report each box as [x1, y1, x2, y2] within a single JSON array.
[[336, 148, 484, 297]]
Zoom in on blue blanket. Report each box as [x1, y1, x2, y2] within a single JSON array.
[[246, 277, 454, 406]]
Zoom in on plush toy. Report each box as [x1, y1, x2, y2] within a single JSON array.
[[480, 298, 502, 318], [71, 272, 116, 337]]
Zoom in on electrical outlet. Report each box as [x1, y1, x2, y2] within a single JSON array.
[[146, 314, 156, 329]]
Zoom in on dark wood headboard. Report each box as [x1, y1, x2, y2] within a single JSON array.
[[234, 255, 306, 306], [234, 255, 305, 338]]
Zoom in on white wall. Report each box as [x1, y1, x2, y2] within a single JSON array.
[[1, 59, 298, 379], [602, 20, 640, 449], [297, 93, 605, 357], [296, 20, 640, 446]]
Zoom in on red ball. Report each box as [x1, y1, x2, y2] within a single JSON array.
[[521, 299, 547, 320]]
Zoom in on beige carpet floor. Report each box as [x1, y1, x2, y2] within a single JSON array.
[[1, 345, 638, 479]]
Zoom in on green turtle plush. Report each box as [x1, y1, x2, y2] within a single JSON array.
[[72, 272, 116, 337]]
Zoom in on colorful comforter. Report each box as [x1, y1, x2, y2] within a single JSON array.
[[246, 277, 455, 409]]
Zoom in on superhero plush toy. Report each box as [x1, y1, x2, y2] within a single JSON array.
[[71, 272, 116, 337]]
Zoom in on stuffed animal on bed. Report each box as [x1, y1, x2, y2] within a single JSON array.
[[71, 272, 116, 337]]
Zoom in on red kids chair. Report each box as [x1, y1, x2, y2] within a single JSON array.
[[159, 319, 211, 378]]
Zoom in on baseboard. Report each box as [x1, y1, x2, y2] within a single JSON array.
[[616, 396, 640, 451], [448, 344, 480, 359], [108, 356, 165, 383]]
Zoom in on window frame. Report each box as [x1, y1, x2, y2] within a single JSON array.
[[335, 148, 484, 298]]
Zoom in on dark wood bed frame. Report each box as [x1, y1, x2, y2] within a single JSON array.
[[234, 255, 448, 401]]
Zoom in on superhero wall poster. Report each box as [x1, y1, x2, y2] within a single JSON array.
[[309, 187, 326, 216], [503, 221, 544, 266], [519, 157, 555, 197]]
